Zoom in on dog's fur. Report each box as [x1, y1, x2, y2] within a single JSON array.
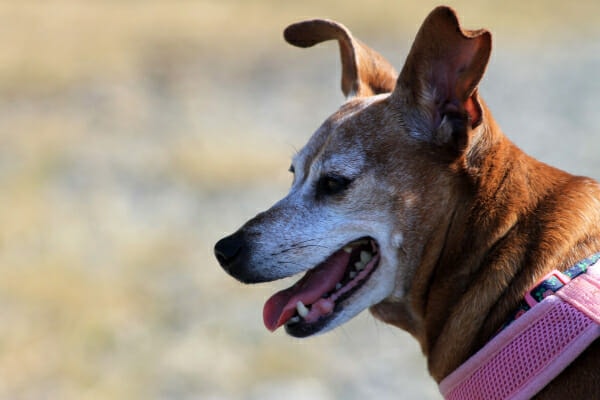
[[215, 6, 600, 397]]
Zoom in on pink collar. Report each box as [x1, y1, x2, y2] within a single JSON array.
[[439, 257, 600, 400]]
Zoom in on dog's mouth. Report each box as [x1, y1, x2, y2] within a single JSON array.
[[263, 237, 380, 337]]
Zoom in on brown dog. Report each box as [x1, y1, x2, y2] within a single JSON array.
[[215, 6, 600, 398]]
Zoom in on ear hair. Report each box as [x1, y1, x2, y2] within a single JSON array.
[[284, 19, 397, 98], [393, 6, 491, 148], [434, 111, 470, 156]]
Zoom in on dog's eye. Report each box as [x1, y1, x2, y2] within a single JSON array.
[[316, 174, 352, 197]]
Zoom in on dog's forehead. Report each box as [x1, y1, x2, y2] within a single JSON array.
[[293, 94, 389, 173]]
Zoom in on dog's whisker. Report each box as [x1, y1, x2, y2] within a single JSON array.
[[275, 260, 306, 269], [271, 244, 333, 258]]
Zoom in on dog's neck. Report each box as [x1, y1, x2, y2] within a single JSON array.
[[374, 102, 600, 382], [424, 113, 563, 380]]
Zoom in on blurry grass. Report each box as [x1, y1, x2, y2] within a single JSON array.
[[1, 0, 598, 94], [0, 1, 598, 399]]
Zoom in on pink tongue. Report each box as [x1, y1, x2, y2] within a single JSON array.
[[263, 249, 351, 331]]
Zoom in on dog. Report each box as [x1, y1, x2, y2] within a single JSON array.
[[214, 6, 600, 399]]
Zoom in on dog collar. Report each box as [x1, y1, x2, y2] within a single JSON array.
[[439, 254, 600, 400]]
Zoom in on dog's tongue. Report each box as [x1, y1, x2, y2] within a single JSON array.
[[263, 249, 351, 331]]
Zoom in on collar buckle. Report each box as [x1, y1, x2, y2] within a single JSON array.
[[524, 269, 571, 308]]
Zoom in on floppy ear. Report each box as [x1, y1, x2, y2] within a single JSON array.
[[284, 19, 397, 98], [393, 6, 491, 148]]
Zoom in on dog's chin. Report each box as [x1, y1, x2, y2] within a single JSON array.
[[263, 237, 393, 338]]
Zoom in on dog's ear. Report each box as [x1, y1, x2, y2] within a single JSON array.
[[284, 19, 397, 98], [393, 6, 491, 149]]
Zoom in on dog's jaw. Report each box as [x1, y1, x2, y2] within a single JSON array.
[[328, 233, 404, 330], [281, 231, 403, 337]]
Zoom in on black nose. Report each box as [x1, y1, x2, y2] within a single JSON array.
[[214, 230, 245, 274]]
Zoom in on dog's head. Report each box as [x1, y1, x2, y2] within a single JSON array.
[[214, 7, 491, 338]]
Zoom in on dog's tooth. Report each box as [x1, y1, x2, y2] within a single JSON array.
[[360, 251, 373, 264], [343, 246, 353, 254], [354, 261, 365, 271], [335, 283, 343, 290], [296, 301, 309, 318], [349, 271, 357, 279], [288, 316, 301, 324]]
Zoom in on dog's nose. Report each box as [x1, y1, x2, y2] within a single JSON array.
[[214, 230, 245, 273]]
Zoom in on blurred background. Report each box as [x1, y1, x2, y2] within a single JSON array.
[[1, 1, 599, 399]]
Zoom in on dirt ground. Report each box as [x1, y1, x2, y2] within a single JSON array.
[[0, 1, 599, 399]]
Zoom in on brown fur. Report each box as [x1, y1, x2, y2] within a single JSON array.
[[294, 6, 600, 394], [363, 7, 600, 395], [216, 6, 600, 397]]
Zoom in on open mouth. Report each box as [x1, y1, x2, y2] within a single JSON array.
[[263, 237, 380, 337]]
